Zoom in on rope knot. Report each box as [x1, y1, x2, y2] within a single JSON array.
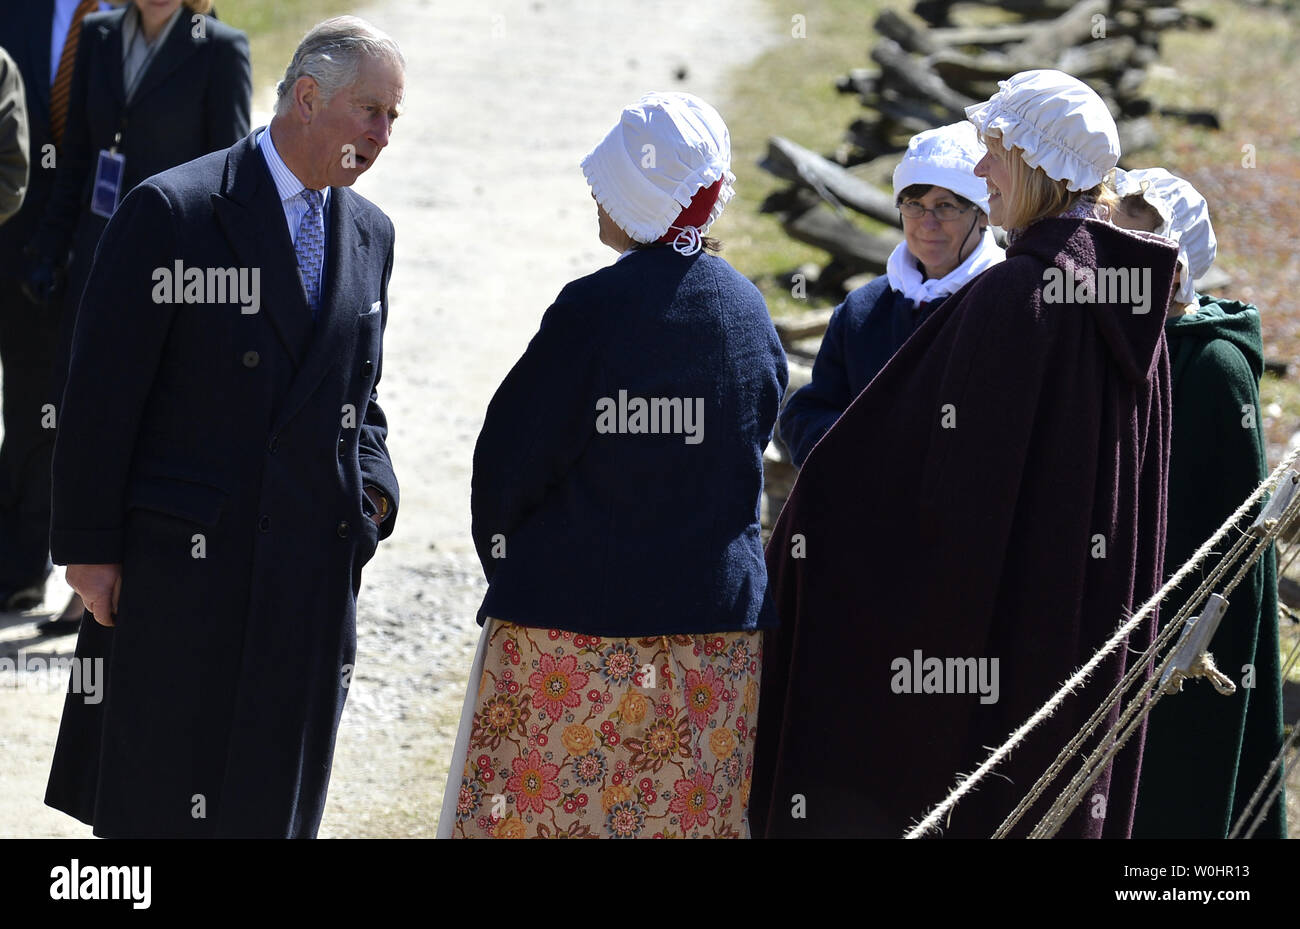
[[1160, 651, 1237, 697]]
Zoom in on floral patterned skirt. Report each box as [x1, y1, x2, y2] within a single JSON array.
[[440, 619, 763, 839]]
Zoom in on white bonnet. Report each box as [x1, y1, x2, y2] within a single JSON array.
[[892, 122, 992, 215], [965, 69, 1120, 192], [580, 91, 735, 244], [1114, 167, 1217, 304]]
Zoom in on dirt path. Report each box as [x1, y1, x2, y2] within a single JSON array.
[[0, 0, 776, 837]]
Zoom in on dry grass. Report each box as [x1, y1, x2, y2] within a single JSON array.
[[1134, 1, 1300, 461], [216, 0, 358, 103], [716, 0, 903, 318]]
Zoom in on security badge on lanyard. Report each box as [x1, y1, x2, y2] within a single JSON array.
[[90, 131, 126, 219]]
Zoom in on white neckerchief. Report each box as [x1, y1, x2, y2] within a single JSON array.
[[886, 227, 1004, 305]]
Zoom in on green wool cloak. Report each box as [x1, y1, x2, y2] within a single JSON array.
[[1132, 294, 1287, 839]]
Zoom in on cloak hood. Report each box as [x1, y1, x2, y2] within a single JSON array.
[[1165, 294, 1265, 384], [1006, 218, 1177, 384]]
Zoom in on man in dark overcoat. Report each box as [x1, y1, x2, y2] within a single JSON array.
[[43, 16, 404, 838]]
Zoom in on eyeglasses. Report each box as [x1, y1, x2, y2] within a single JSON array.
[[897, 200, 974, 222]]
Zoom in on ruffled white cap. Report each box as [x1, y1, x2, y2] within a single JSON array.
[[1115, 167, 1217, 305], [892, 121, 992, 215], [581, 91, 736, 244], [965, 69, 1120, 192]]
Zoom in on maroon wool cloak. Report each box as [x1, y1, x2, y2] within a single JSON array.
[[752, 218, 1178, 839]]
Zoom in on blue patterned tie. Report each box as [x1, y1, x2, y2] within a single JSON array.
[[295, 188, 325, 318]]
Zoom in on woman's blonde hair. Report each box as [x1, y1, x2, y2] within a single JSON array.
[[983, 129, 1118, 229], [185, 0, 214, 15]]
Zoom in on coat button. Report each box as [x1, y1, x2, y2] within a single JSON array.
[[243, 350, 260, 368], [337, 520, 350, 538], [259, 515, 271, 532], [268, 435, 278, 453], [362, 359, 373, 378], [337, 436, 347, 458]]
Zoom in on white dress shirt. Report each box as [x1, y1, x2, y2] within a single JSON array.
[[257, 126, 329, 300]]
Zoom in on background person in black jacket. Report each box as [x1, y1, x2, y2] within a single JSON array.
[[18, 0, 251, 631], [0, 1, 105, 615]]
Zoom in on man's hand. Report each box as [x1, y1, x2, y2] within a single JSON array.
[[363, 486, 388, 526], [65, 564, 123, 627]]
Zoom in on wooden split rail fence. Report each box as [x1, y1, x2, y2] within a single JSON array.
[[760, 0, 1221, 528]]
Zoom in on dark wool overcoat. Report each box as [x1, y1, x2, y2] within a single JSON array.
[[751, 217, 1177, 838], [43, 131, 399, 838]]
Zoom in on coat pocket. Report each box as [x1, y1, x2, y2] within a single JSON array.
[[125, 473, 231, 528], [356, 505, 382, 569]]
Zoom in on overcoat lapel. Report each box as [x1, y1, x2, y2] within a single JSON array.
[[87, 10, 126, 109], [274, 187, 374, 429], [213, 133, 313, 366]]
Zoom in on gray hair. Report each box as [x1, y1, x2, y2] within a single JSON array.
[[274, 16, 405, 116]]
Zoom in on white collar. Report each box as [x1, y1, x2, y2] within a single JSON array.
[[258, 126, 330, 210], [885, 228, 1005, 305]]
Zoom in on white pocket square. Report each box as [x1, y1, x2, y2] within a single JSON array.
[[362, 300, 382, 316]]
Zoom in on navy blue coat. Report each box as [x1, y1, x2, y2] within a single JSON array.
[[44, 130, 399, 838], [471, 246, 788, 637], [779, 275, 935, 467]]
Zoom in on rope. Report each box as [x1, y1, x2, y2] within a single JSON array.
[[991, 531, 1254, 837], [1162, 651, 1236, 696], [1281, 625, 1300, 681], [1029, 531, 1276, 837], [1278, 534, 1300, 576], [906, 446, 1300, 839], [1230, 722, 1300, 839], [1028, 488, 1300, 838], [1225, 625, 1300, 838]]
